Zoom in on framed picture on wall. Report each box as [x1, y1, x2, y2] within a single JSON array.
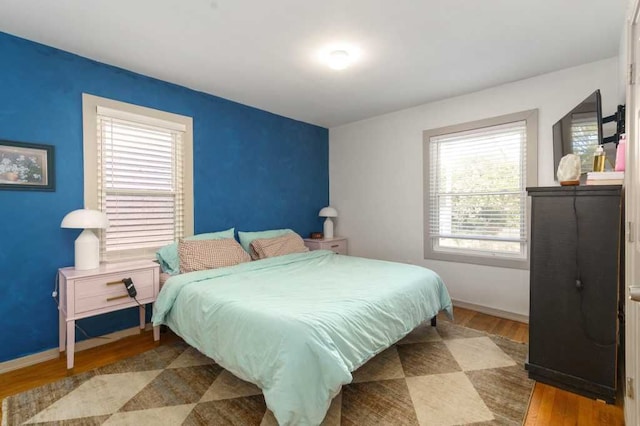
[[0, 140, 55, 191]]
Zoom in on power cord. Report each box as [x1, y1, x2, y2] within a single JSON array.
[[74, 323, 110, 341], [572, 191, 615, 348], [132, 295, 143, 307], [52, 272, 110, 341]]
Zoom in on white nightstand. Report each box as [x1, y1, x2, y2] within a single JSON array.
[[303, 237, 348, 255], [58, 260, 160, 369]]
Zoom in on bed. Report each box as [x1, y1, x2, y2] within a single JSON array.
[[152, 250, 452, 425]]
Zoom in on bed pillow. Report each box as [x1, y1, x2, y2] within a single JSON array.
[[249, 233, 309, 260], [238, 228, 294, 253], [156, 227, 235, 275], [178, 238, 251, 273]]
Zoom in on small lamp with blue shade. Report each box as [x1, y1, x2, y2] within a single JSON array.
[[61, 209, 109, 270], [319, 206, 338, 239]]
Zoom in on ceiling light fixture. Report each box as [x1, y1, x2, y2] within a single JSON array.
[[328, 50, 351, 70], [317, 43, 362, 71]]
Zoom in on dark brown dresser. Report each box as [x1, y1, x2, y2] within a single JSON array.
[[526, 185, 623, 403]]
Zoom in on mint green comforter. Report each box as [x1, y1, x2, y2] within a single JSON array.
[[152, 250, 452, 425]]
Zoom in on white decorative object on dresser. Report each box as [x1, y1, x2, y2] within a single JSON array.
[[303, 237, 348, 255], [57, 260, 160, 369]]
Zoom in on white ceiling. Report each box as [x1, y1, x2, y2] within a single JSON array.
[[0, 0, 627, 128]]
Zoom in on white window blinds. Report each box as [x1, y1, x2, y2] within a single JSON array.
[[96, 107, 186, 260], [428, 120, 527, 258]]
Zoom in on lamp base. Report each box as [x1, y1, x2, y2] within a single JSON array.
[[323, 218, 334, 239], [75, 229, 100, 270]]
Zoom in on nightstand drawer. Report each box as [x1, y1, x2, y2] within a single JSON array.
[[303, 238, 348, 255], [323, 240, 347, 255], [74, 269, 155, 314], [75, 284, 154, 314]]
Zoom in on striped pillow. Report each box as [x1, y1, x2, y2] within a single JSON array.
[[178, 238, 251, 273], [250, 233, 309, 260]]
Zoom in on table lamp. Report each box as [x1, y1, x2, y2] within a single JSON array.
[[61, 209, 109, 270], [319, 206, 338, 239]]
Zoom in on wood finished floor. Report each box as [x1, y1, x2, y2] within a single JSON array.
[[0, 307, 625, 425], [445, 308, 624, 426]]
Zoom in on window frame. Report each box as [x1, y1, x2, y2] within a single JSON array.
[[82, 93, 194, 262], [423, 109, 538, 270]]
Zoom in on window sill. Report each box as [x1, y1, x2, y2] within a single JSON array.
[[424, 249, 529, 270]]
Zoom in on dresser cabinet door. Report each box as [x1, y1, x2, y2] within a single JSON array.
[[529, 190, 620, 390]]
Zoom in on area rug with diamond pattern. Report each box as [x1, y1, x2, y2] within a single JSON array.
[[2, 321, 533, 425]]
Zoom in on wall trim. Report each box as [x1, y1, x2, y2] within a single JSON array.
[[0, 324, 153, 374], [452, 299, 529, 324]]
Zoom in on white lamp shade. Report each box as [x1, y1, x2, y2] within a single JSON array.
[[319, 206, 338, 218], [61, 209, 109, 229]]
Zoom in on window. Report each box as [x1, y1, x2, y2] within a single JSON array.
[[83, 94, 193, 262], [423, 110, 537, 269]]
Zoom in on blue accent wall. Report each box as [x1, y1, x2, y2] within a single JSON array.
[[0, 32, 328, 363]]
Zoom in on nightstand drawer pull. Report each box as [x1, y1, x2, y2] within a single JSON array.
[[106, 280, 124, 286], [331, 244, 339, 248], [106, 294, 129, 302]]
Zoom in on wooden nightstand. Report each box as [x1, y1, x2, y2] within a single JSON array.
[[303, 237, 348, 255], [58, 260, 160, 369]]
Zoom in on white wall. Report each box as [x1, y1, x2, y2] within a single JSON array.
[[620, 17, 629, 103], [329, 57, 619, 318]]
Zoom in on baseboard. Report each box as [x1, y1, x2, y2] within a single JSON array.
[[452, 299, 529, 324], [0, 324, 153, 375]]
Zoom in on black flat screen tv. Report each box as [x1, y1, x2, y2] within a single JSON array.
[[552, 90, 604, 177]]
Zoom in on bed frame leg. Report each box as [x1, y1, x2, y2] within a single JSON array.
[[430, 316, 437, 327]]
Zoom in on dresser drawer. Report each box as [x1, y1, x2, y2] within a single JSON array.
[[74, 269, 155, 314]]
